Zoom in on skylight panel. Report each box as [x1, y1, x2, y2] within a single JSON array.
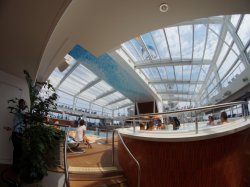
[[78, 64, 98, 80], [165, 27, 181, 60], [182, 65, 192, 81], [131, 38, 148, 61], [75, 98, 89, 110], [121, 42, 141, 62], [224, 32, 233, 46], [232, 43, 240, 55], [204, 29, 219, 60], [189, 85, 196, 92], [154, 84, 166, 92], [151, 29, 170, 59], [165, 83, 177, 91], [94, 98, 109, 106], [230, 14, 241, 28], [183, 84, 189, 92], [141, 33, 159, 60], [60, 79, 81, 95], [198, 69, 206, 81], [166, 66, 175, 80], [195, 84, 202, 93], [104, 92, 124, 103], [78, 91, 96, 101], [190, 65, 201, 81], [209, 24, 222, 36], [179, 25, 193, 60], [69, 64, 97, 85], [221, 60, 245, 88], [216, 43, 229, 67], [142, 68, 161, 80], [86, 85, 107, 96], [176, 84, 183, 92], [48, 69, 64, 87], [218, 50, 238, 79], [201, 65, 210, 73], [95, 81, 113, 93], [108, 99, 131, 109], [57, 90, 74, 106], [174, 66, 182, 80], [193, 24, 207, 60], [157, 67, 168, 79], [237, 14, 250, 46]]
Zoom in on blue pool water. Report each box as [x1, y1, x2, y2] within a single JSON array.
[[85, 130, 113, 138]]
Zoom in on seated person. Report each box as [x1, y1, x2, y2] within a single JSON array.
[[77, 120, 92, 148], [207, 115, 215, 126], [139, 123, 145, 130], [170, 117, 180, 130], [220, 111, 229, 124], [147, 121, 155, 131], [157, 119, 166, 130]]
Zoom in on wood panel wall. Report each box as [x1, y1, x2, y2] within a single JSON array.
[[118, 128, 250, 187]]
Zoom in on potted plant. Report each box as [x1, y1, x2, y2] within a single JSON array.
[[8, 70, 64, 185]]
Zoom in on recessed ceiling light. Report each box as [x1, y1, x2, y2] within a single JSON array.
[[159, 3, 169, 13]]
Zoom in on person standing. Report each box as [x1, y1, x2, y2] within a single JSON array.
[[4, 99, 28, 173]]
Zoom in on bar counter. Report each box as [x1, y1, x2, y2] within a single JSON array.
[[117, 118, 250, 187]]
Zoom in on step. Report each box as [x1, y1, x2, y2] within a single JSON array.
[[69, 166, 127, 187], [70, 177, 128, 187], [69, 166, 124, 181]]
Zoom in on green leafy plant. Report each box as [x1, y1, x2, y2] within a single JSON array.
[[8, 70, 64, 184]]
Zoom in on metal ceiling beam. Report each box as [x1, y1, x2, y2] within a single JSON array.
[[93, 89, 116, 101], [75, 78, 102, 97], [162, 98, 196, 102], [134, 60, 212, 69], [158, 91, 197, 95], [55, 62, 80, 89], [115, 103, 134, 110], [174, 17, 224, 27], [105, 97, 127, 106], [149, 80, 203, 84]]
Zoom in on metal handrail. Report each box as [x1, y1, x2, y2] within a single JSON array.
[[112, 130, 141, 187], [127, 101, 247, 119], [127, 101, 248, 134], [52, 123, 70, 187]]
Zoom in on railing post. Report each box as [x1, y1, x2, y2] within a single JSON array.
[[244, 101, 247, 121], [195, 111, 198, 134], [112, 130, 116, 166], [133, 118, 136, 133], [106, 127, 108, 144]]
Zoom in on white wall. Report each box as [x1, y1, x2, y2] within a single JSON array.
[[0, 70, 28, 164]]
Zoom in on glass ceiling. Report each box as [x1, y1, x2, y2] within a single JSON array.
[[48, 14, 250, 115], [48, 55, 133, 112], [115, 14, 250, 107]]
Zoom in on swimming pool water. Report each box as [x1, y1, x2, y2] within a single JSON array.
[[85, 130, 113, 138]]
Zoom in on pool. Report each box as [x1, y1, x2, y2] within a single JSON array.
[[85, 130, 113, 138]]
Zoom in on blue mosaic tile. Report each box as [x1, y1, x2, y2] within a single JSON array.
[[69, 45, 153, 102]]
